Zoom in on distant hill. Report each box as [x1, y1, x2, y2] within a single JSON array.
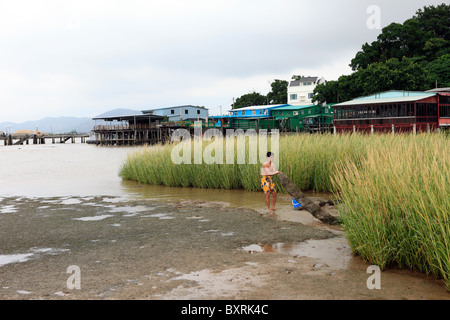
[[94, 108, 141, 118], [0, 117, 94, 134], [0, 108, 141, 134]]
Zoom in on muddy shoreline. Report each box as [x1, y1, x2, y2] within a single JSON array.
[[0, 195, 448, 300]]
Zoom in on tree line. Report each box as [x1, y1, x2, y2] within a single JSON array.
[[232, 4, 449, 109], [314, 3, 449, 104]]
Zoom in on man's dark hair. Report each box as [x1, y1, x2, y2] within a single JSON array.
[[267, 152, 273, 157]]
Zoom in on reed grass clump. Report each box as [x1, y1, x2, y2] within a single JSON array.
[[119, 133, 368, 192], [332, 134, 450, 290]]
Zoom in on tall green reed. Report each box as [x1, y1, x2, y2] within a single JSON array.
[[119, 133, 368, 192], [332, 134, 450, 289]]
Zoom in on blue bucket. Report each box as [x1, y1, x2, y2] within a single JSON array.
[[292, 199, 301, 208]]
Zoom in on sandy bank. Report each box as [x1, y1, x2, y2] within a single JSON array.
[[0, 196, 448, 300]]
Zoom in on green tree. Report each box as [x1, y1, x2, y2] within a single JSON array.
[[312, 80, 339, 104], [233, 92, 267, 109], [357, 57, 432, 94], [423, 37, 450, 62], [350, 4, 450, 71], [350, 41, 382, 71], [336, 3, 449, 102], [231, 4, 449, 106], [415, 3, 450, 41], [426, 54, 450, 87], [336, 73, 362, 102], [315, 57, 432, 103], [291, 75, 303, 81], [267, 79, 288, 104]]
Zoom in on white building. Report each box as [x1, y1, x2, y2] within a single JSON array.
[[288, 76, 325, 105], [142, 105, 208, 121]]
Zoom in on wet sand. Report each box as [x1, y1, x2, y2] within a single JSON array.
[[0, 195, 448, 300]]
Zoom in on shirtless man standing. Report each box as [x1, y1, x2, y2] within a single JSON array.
[[260, 151, 280, 214]]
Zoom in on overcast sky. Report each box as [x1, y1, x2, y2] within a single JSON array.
[[0, 0, 445, 122]]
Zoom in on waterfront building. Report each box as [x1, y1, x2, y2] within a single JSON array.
[[142, 105, 208, 122], [333, 90, 450, 133], [271, 104, 335, 132], [209, 104, 290, 130], [92, 113, 166, 145], [288, 76, 325, 105]]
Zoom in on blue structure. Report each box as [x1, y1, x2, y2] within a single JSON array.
[[227, 104, 291, 117], [210, 104, 290, 126]]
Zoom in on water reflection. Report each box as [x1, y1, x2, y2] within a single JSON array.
[[0, 144, 139, 197], [263, 238, 353, 270], [121, 180, 270, 209], [0, 143, 333, 210]]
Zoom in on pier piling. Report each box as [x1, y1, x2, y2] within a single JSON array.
[[0, 133, 90, 146]]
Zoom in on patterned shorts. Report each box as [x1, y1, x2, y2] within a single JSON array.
[[261, 175, 276, 194]]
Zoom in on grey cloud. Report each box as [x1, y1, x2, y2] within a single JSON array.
[[0, 0, 445, 121]]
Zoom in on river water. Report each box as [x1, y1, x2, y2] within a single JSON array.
[[0, 143, 289, 209], [0, 143, 134, 198]]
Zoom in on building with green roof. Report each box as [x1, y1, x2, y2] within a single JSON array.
[[270, 104, 335, 132]]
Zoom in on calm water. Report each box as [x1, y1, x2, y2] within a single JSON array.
[[0, 143, 137, 198], [0, 143, 278, 208]]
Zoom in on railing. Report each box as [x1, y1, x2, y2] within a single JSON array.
[[416, 116, 438, 123], [335, 122, 438, 134], [94, 125, 129, 131], [162, 120, 190, 127], [93, 124, 158, 131], [334, 116, 439, 126]]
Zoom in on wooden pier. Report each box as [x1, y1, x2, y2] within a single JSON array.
[[1, 133, 89, 146], [92, 113, 175, 146], [91, 123, 173, 146]]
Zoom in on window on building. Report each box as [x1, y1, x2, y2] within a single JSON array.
[[417, 103, 426, 117], [408, 104, 414, 116], [171, 110, 175, 114], [303, 82, 312, 86], [290, 94, 298, 100], [439, 95, 450, 104], [308, 93, 314, 99], [428, 104, 438, 116], [440, 105, 450, 117], [197, 110, 200, 115], [400, 104, 407, 117], [185, 110, 188, 114]]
